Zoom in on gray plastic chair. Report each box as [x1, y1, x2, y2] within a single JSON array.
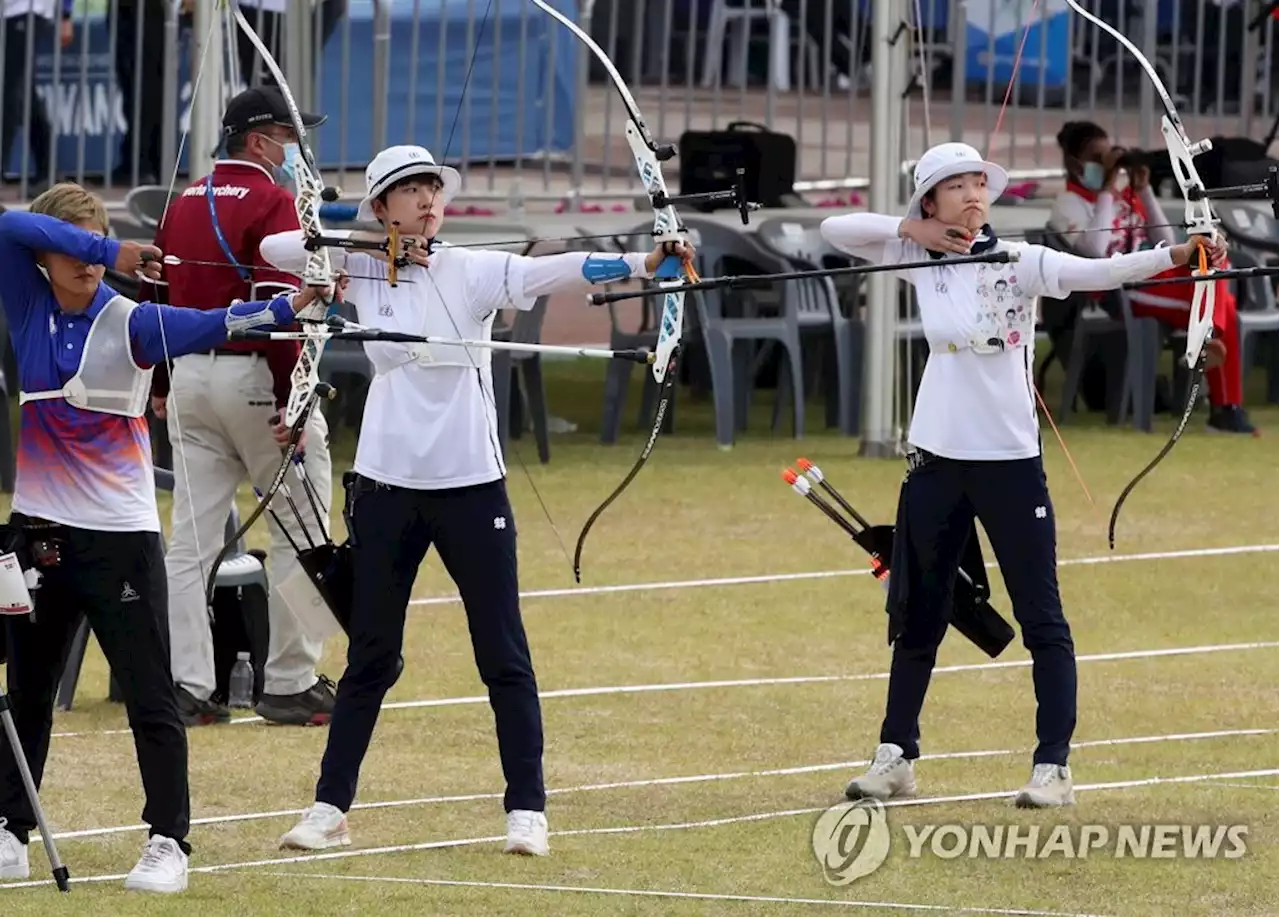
[[753, 216, 863, 435], [55, 468, 270, 710], [1228, 247, 1280, 403], [677, 217, 822, 447], [123, 185, 178, 230]]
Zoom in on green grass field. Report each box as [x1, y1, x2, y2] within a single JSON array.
[[0, 357, 1276, 916]]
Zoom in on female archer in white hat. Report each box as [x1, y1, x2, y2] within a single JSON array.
[[258, 144, 694, 859], [819, 141, 1225, 809]]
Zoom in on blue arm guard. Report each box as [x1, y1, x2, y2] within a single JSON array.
[[581, 254, 635, 285]]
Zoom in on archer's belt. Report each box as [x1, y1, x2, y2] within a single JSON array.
[[905, 448, 940, 474]]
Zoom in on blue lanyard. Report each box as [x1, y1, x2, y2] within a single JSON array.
[[205, 175, 252, 283]]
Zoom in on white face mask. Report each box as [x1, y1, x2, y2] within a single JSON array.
[[1080, 161, 1106, 191], [259, 134, 302, 185]]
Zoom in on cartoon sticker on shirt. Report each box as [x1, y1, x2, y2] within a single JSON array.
[[994, 279, 1008, 303]]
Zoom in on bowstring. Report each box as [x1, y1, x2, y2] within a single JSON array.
[[405, 0, 574, 573], [153, 0, 239, 619], [980, 0, 1105, 533]]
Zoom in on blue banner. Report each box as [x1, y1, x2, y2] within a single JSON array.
[[962, 0, 1071, 89], [6, 0, 578, 181]]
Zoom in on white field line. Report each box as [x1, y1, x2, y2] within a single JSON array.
[[407, 543, 1280, 607], [43, 727, 1277, 842], [51, 640, 1280, 738], [1197, 781, 1280, 791], [263, 872, 1116, 917], [6, 767, 1276, 894]]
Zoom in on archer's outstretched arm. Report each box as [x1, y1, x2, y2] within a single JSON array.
[[128, 296, 301, 366], [1020, 244, 1177, 300]]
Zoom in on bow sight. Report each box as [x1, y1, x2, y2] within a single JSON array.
[[1185, 163, 1279, 220], [647, 165, 760, 226]]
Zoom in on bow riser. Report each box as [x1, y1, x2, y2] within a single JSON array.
[[624, 121, 686, 382], [1160, 118, 1219, 370]]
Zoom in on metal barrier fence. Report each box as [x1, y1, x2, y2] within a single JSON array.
[[0, 0, 1274, 210]]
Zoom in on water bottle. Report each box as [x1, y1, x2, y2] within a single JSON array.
[[229, 652, 254, 709]]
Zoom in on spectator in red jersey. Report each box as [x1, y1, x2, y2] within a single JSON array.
[[1048, 120, 1258, 436], [141, 86, 337, 728]]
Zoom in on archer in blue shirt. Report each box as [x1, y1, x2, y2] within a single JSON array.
[[0, 186, 335, 894], [0, 205, 326, 533]]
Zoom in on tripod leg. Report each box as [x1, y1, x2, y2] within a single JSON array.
[[0, 698, 70, 892]]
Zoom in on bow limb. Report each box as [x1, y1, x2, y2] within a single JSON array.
[[1060, 0, 1218, 371], [533, 0, 708, 580], [1062, 0, 1219, 547], [198, 4, 341, 605], [229, 2, 339, 427], [530, 0, 690, 381]]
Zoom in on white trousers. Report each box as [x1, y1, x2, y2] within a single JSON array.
[[164, 352, 334, 699]]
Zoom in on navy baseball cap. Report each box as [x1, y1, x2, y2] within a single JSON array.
[[222, 86, 327, 138]]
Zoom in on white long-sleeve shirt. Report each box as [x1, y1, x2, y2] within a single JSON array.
[[259, 231, 652, 489], [820, 213, 1176, 460]]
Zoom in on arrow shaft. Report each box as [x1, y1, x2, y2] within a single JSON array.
[[229, 328, 653, 363]]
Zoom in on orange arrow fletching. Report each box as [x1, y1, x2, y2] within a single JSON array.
[[796, 457, 813, 471], [781, 468, 798, 485]]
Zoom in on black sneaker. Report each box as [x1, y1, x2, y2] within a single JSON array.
[[1207, 405, 1260, 436], [255, 675, 336, 726], [175, 685, 231, 726]]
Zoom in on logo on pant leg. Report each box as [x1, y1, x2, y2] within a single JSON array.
[[493, 517, 507, 530], [120, 582, 140, 602], [1035, 506, 1047, 519]]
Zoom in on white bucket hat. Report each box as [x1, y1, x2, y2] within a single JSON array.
[[356, 145, 462, 222], [905, 142, 1009, 220]]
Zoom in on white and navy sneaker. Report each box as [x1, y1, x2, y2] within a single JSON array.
[[0, 818, 30, 881], [279, 802, 351, 850], [504, 809, 549, 856], [1015, 763, 1075, 808], [844, 743, 918, 801], [123, 835, 188, 893]]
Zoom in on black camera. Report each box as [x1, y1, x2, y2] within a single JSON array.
[[1111, 146, 1141, 170]]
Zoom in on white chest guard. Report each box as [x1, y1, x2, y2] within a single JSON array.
[[19, 295, 154, 418], [366, 258, 496, 373], [927, 259, 1039, 356]]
